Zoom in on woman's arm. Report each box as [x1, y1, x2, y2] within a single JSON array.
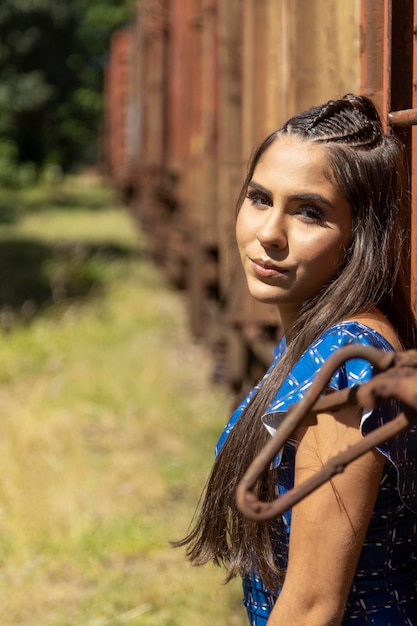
[[267, 405, 385, 626]]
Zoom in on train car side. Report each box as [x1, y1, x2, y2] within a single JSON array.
[[104, 1, 417, 390]]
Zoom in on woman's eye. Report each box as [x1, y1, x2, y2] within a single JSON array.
[[298, 204, 325, 223], [246, 191, 272, 207]]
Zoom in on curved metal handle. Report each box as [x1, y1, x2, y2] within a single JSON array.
[[236, 345, 417, 522]]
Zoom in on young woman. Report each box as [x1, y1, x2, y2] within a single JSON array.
[[176, 94, 417, 624]]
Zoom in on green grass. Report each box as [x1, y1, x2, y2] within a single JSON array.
[[0, 175, 242, 625]]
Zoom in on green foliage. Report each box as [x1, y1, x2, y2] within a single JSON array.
[[0, 0, 134, 175], [0, 138, 37, 189]]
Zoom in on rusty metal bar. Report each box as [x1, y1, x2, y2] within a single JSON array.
[[236, 346, 417, 522], [389, 107, 417, 126], [382, 0, 392, 131], [360, 0, 385, 113], [412, 0, 417, 316]]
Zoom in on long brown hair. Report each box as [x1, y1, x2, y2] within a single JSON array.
[[174, 95, 417, 589]]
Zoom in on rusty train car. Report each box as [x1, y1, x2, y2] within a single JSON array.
[[103, 0, 417, 391]]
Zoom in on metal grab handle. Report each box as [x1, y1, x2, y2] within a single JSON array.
[[236, 346, 417, 522]]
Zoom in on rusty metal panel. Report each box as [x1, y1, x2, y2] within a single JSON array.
[[390, 0, 414, 119], [103, 28, 134, 191], [196, 0, 218, 243], [360, 0, 417, 318], [360, 0, 384, 114], [138, 2, 168, 173], [113, 0, 368, 382], [412, 0, 417, 314], [288, 0, 360, 115], [104, 0, 417, 387], [389, 0, 416, 316], [366, 0, 415, 313], [216, 0, 243, 298], [166, 0, 196, 175], [241, 0, 269, 156], [231, 0, 361, 360], [241, 0, 360, 156]]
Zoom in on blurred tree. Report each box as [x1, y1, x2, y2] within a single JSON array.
[[0, 0, 133, 176]]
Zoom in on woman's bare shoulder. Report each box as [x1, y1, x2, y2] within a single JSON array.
[[344, 308, 403, 351]]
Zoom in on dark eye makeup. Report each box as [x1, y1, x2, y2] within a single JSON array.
[[245, 178, 335, 227], [246, 189, 327, 225], [297, 203, 326, 223], [246, 188, 272, 207]]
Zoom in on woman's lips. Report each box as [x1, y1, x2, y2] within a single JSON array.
[[249, 258, 289, 278]]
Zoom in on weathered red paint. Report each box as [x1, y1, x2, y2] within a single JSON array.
[[104, 1, 417, 388], [103, 28, 134, 193]]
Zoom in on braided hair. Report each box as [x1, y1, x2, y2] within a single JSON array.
[[289, 95, 381, 146], [175, 94, 417, 589]]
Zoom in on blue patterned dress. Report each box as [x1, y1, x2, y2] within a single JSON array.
[[216, 321, 417, 625]]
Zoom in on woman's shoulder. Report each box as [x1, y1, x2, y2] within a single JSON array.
[[311, 318, 398, 354], [337, 309, 402, 350], [263, 318, 397, 431], [290, 318, 396, 387]]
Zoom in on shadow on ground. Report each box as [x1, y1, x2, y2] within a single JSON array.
[[0, 238, 138, 328], [0, 185, 112, 225]]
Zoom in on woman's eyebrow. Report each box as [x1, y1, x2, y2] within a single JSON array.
[[288, 193, 335, 209], [247, 180, 272, 195], [248, 183, 335, 210]]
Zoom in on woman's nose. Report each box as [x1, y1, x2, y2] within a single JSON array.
[[256, 210, 288, 249]]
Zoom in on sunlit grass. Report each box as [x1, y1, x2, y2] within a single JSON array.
[[0, 175, 242, 625], [0, 175, 141, 247]]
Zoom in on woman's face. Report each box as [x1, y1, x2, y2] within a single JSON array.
[[236, 135, 352, 324]]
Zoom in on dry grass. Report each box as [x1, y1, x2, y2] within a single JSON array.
[[0, 176, 243, 626]]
